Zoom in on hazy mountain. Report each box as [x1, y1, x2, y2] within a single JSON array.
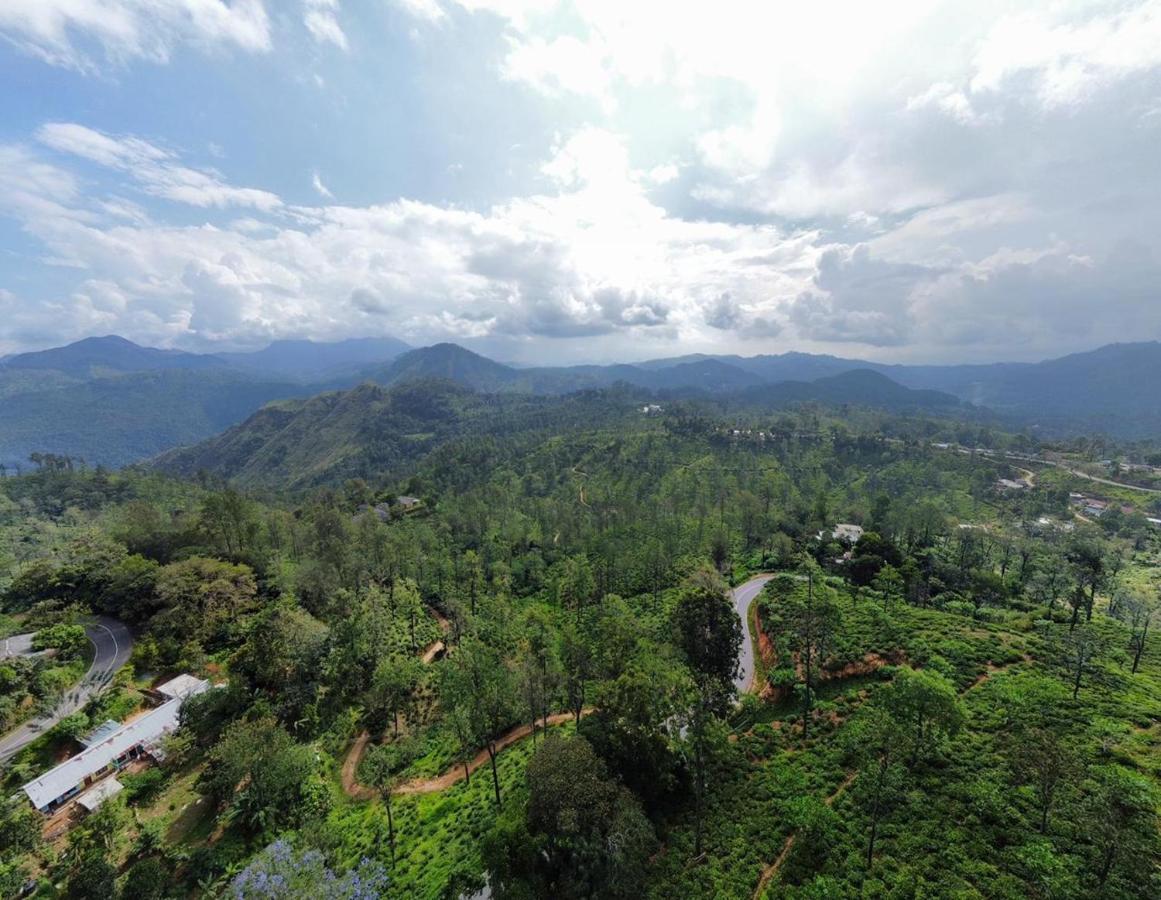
[[643, 342, 1161, 437], [887, 342, 1161, 438], [370, 343, 521, 392], [154, 379, 642, 490], [216, 336, 410, 380], [5, 335, 1161, 470], [0, 369, 311, 469], [0, 335, 223, 378]]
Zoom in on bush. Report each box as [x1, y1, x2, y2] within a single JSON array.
[[121, 768, 166, 804]]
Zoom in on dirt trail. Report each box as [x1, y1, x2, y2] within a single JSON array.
[[395, 711, 587, 795], [342, 711, 590, 800], [572, 464, 590, 507], [752, 771, 857, 898], [341, 732, 377, 801]]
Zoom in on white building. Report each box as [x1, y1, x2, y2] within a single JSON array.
[[831, 523, 865, 544], [22, 674, 209, 814]]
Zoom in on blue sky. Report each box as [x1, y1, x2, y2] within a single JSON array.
[[2, 1, 1161, 364]]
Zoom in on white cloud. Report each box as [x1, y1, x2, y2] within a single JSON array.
[[311, 170, 334, 199], [392, 0, 448, 23], [906, 81, 982, 125], [304, 0, 348, 51], [0, 0, 271, 71], [0, 127, 817, 357], [971, 3, 1161, 108], [36, 123, 283, 211]]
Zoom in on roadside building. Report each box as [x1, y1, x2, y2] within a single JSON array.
[[831, 523, 865, 544], [74, 777, 124, 813], [21, 674, 209, 814]]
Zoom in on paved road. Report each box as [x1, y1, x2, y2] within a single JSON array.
[[1, 632, 35, 658], [733, 574, 774, 695], [0, 616, 133, 763]]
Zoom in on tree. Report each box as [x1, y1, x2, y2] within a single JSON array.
[[364, 743, 404, 866], [1066, 533, 1107, 624], [153, 557, 257, 650], [31, 623, 87, 659], [122, 857, 169, 900], [882, 666, 962, 767], [499, 735, 655, 899], [1058, 626, 1101, 700], [1081, 765, 1159, 889], [671, 568, 742, 714], [1120, 593, 1156, 675], [440, 637, 517, 807], [1012, 727, 1080, 834], [846, 706, 907, 871], [0, 797, 41, 861], [518, 607, 561, 742], [582, 649, 691, 808], [560, 620, 594, 725], [1028, 558, 1069, 621], [871, 563, 903, 612], [229, 840, 389, 899], [671, 568, 741, 853], [199, 717, 329, 833], [367, 653, 421, 737], [779, 566, 842, 738]]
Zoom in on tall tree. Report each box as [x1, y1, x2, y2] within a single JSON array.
[[671, 568, 742, 854], [883, 667, 963, 767], [440, 637, 517, 806], [1012, 727, 1079, 834]]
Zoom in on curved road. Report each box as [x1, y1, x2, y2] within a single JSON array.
[[733, 574, 774, 695], [0, 616, 133, 763]]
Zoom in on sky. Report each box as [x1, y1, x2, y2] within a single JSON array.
[[1, 1, 1160, 365]]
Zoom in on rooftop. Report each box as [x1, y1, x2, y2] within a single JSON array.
[[156, 673, 210, 700], [75, 777, 123, 812], [23, 676, 209, 811]]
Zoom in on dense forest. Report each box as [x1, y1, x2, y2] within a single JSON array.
[[1, 383, 1158, 899]]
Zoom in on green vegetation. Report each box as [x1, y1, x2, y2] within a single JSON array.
[[0, 381, 1159, 899]]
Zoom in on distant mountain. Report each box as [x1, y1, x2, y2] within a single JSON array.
[[640, 342, 1161, 438], [217, 336, 410, 380], [367, 344, 769, 395], [0, 369, 311, 469], [0, 335, 223, 378], [886, 342, 1161, 438], [153, 379, 642, 491], [370, 343, 521, 392], [5, 334, 1161, 471]]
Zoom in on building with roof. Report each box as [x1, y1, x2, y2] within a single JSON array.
[[75, 778, 123, 813], [22, 675, 209, 814], [831, 524, 865, 544]]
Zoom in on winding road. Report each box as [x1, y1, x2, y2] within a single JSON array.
[[0, 616, 133, 763], [734, 574, 774, 695]]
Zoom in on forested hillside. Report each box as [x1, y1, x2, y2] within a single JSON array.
[[1, 395, 1158, 899]]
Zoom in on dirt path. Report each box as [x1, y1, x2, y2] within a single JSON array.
[[395, 711, 587, 795], [572, 464, 590, 507], [341, 732, 377, 801], [342, 711, 590, 800], [752, 771, 857, 898]]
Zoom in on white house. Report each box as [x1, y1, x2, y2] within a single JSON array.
[[22, 675, 209, 814]]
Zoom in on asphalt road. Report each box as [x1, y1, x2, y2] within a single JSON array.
[[733, 574, 774, 695], [1, 632, 35, 658], [0, 616, 133, 763]]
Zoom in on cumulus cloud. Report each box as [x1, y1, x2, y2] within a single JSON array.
[[36, 123, 282, 211], [970, 3, 1161, 108], [303, 0, 348, 51], [0, 126, 815, 355], [311, 170, 334, 199], [0, 0, 271, 71]]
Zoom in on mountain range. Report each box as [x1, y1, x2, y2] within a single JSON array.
[[2, 334, 1160, 470]]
